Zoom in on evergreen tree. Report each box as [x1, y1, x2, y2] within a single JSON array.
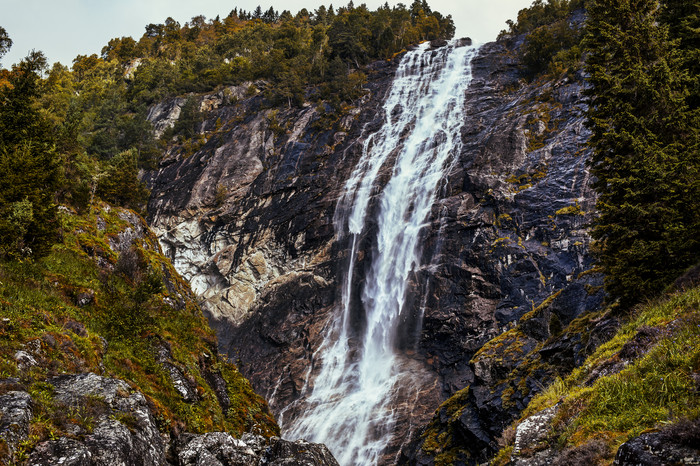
[[660, 0, 700, 109], [584, 0, 700, 308], [0, 50, 61, 258], [0, 26, 11, 65]]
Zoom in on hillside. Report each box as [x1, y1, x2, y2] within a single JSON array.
[[0, 203, 340, 464], [492, 279, 700, 465]]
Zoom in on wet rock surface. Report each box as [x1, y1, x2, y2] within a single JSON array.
[[614, 419, 700, 466], [146, 37, 604, 463]]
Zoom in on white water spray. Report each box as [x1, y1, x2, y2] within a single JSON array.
[[284, 41, 478, 465]]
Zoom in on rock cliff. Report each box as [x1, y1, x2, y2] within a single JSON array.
[[0, 203, 336, 465], [145, 36, 606, 462]]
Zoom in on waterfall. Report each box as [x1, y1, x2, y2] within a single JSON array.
[[283, 41, 479, 465]]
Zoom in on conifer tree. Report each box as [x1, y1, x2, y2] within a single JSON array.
[[0, 50, 61, 258], [584, 0, 700, 307]]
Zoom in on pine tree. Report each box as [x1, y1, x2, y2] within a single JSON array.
[[0, 50, 61, 258], [584, 0, 700, 308]]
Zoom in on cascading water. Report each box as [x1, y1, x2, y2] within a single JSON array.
[[283, 40, 479, 465]]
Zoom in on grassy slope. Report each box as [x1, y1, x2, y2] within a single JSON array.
[[0, 203, 278, 462], [492, 285, 700, 464]]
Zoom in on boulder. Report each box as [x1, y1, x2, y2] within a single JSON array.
[[28, 373, 167, 466], [456, 37, 473, 47], [177, 432, 339, 466], [0, 391, 33, 456], [614, 419, 700, 465], [429, 39, 448, 48]]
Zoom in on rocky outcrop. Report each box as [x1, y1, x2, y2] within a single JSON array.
[[1, 375, 336, 466], [177, 432, 339, 466], [0, 389, 32, 459], [614, 419, 700, 466], [145, 34, 605, 463], [27, 373, 166, 466]]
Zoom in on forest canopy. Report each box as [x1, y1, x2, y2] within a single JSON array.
[[0, 1, 454, 259]]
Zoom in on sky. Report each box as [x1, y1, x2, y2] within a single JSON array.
[[1, 0, 531, 68]]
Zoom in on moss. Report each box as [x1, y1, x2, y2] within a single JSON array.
[[525, 105, 555, 152], [0, 202, 278, 463], [490, 445, 514, 466], [520, 290, 563, 323], [496, 213, 513, 227], [418, 387, 473, 462], [502, 286, 700, 461], [506, 165, 548, 192], [555, 201, 584, 216]]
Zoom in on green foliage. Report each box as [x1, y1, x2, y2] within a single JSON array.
[[0, 51, 61, 259], [123, 2, 453, 108], [0, 26, 11, 63], [515, 286, 700, 455], [95, 149, 150, 211], [171, 96, 204, 141], [521, 19, 581, 77], [501, 0, 584, 78], [584, 0, 700, 308], [659, 0, 700, 139], [504, 0, 583, 35]]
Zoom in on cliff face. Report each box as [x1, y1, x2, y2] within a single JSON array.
[[145, 37, 604, 462], [0, 203, 341, 465], [144, 57, 400, 420]]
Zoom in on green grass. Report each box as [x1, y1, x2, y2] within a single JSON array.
[[0, 202, 278, 462], [503, 286, 700, 462]]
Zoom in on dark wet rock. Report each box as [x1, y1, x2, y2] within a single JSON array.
[[0, 391, 32, 457], [614, 419, 700, 465], [199, 352, 232, 415], [456, 37, 473, 47], [430, 39, 448, 48], [264, 436, 339, 465]]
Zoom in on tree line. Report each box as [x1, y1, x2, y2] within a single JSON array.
[[507, 0, 699, 309], [0, 1, 454, 260]]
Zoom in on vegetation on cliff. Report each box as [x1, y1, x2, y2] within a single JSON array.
[[500, 0, 585, 78], [0, 203, 278, 462], [584, 0, 700, 308], [492, 282, 700, 464], [0, 1, 456, 259]]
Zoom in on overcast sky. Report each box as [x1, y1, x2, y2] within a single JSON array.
[[1, 0, 531, 68]]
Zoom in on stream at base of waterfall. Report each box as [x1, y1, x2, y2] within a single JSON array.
[[280, 40, 479, 466]]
